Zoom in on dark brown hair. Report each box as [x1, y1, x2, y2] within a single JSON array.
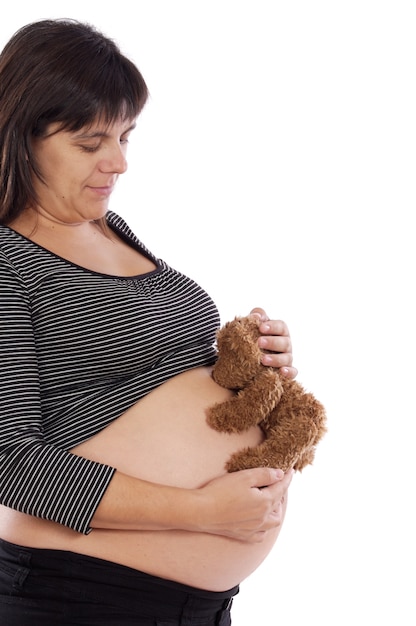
[[0, 18, 149, 224]]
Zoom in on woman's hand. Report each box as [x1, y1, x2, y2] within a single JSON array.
[[193, 467, 294, 543], [250, 307, 298, 379]]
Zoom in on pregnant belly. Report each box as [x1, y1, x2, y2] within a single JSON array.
[[0, 367, 284, 591], [74, 366, 265, 488]]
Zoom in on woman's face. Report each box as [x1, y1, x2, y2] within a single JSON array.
[[30, 117, 136, 224]]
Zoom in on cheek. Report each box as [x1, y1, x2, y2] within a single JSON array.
[[49, 165, 83, 196]]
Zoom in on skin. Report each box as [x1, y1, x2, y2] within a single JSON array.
[[30, 118, 133, 223], [7, 116, 296, 543]]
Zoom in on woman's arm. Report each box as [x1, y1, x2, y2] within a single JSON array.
[[92, 466, 294, 543], [0, 255, 115, 535]]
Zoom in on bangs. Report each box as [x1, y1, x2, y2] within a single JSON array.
[[63, 57, 148, 132], [32, 37, 149, 137]]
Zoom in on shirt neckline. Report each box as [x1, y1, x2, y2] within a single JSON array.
[[0, 216, 162, 280]]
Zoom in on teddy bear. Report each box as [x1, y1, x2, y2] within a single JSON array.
[[206, 316, 327, 473]]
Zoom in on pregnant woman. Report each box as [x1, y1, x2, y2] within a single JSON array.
[[0, 19, 296, 625]]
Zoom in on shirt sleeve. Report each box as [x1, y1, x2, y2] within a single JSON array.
[[0, 254, 116, 534]]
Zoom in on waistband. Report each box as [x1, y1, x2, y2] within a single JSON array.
[[0, 538, 238, 619]]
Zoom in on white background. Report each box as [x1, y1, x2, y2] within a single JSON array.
[[2, 2, 415, 624]]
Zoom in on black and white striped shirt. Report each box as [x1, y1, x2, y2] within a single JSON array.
[[0, 212, 219, 534]]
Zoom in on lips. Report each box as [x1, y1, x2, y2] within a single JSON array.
[[87, 185, 115, 197]]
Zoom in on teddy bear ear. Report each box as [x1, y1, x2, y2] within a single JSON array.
[[235, 316, 262, 339], [216, 317, 262, 361], [216, 317, 244, 340]]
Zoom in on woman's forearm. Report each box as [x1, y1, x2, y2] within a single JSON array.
[[91, 467, 293, 542]]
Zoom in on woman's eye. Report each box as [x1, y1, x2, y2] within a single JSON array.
[[79, 144, 100, 153]]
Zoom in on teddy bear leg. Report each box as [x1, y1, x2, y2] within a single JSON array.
[[292, 415, 327, 471], [267, 393, 327, 461], [293, 447, 316, 472], [225, 438, 296, 473], [226, 395, 326, 473]]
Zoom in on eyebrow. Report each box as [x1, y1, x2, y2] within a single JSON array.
[[73, 123, 137, 140]]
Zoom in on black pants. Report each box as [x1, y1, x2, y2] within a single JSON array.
[[0, 538, 237, 625]]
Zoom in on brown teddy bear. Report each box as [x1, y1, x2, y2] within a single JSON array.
[[206, 316, 327, 472]]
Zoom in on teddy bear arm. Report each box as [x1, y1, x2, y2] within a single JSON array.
[[206, 368, 283, 434]]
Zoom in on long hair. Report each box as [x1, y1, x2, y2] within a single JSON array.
[[0, 19, 149, 224]]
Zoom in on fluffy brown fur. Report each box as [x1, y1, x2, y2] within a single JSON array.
[[206, 316, 327, 472]]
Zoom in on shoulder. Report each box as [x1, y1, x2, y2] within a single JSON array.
[[0, 225, 21, 266]]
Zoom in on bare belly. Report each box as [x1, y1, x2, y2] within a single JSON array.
[[0, 367, 284, 591]]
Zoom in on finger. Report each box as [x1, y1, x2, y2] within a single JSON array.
[[278, 366, 298, 380], [258, 334, 292, 355], [260, 350, 293, 367], [249, 530, 277, 543], [265, 469, 295, 496], [258, 319, 290, 337], [260, 351, 298, 379], [244, 467, 285, 488], [249, 307, 269, 322], [250, 314, 298, 378], [270, 500, 288, 523]]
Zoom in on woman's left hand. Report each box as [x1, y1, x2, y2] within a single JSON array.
[[249, 307, 298, 379]]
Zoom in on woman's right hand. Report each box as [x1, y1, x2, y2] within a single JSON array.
[[192, 467, 294, 543]]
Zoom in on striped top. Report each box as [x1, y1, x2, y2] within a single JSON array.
[[0, 211, 220, 534]]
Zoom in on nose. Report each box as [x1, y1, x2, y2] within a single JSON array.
[[100, 143, 128, 174]]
